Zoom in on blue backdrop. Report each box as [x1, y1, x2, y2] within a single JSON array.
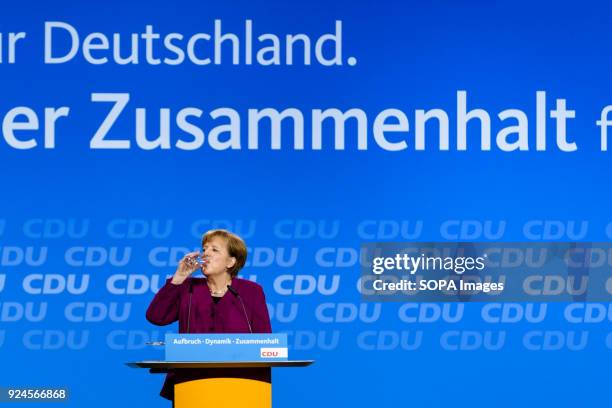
[[1, 1, 611, 407]]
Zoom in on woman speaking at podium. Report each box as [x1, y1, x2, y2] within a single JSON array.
[[146, 229, 272, 401]]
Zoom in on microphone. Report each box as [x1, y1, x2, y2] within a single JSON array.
[[227, 285, 253, 333], [187, 278, 194, 333]]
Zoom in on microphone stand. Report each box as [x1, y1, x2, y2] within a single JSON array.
[[187, 278, 194, 333], [227, 285, 253, 333]]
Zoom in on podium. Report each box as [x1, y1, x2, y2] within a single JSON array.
[[127, 360, 313, 408]]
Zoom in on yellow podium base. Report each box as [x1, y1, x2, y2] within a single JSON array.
[[175, 377, 272, 408]]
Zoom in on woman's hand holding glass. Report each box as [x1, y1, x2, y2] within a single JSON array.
[[171, 251, 208, 285]]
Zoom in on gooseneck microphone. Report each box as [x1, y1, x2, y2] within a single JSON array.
[[227, 285, 253, 333], [187, 278, 194, 333]]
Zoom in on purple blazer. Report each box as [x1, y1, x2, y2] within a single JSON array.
[[146, 277, 272, 400]]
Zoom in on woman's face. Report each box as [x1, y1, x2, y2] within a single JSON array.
[[201, 236, 235, 278]]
